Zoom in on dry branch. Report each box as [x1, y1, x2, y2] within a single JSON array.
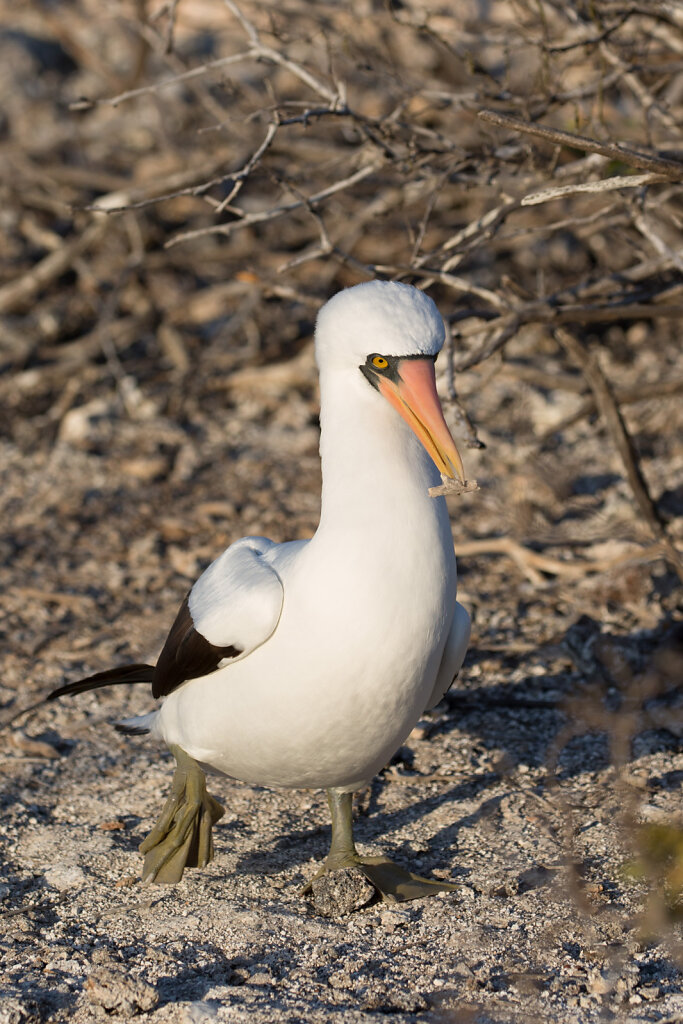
[[452, 303, 683, 373], [456, 538, 666, 586], [0, 218, 107, 317], [555, 327, 683, 581], [539, 376, 683, 439], [521, 174, 668, 206], [479, 110, 683, 179], [166, 159, 384, 248]]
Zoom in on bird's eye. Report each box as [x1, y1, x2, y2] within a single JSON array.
[[371, 355, 389, 369]]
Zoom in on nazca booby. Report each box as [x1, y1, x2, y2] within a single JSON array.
[[51, 281, 472, 902]]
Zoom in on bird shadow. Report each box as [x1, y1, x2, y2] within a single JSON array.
[[232, 770, 501, 878]]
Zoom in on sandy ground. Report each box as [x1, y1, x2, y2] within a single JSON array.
[[1, 327, 682, 1024]]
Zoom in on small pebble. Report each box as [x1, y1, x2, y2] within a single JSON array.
[[307, 868, 376, 916], [43, 865, 86, 891], [85, 966, 158, 1015]]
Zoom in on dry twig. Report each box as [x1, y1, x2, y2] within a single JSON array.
[[555, 328, 683, 581], [456, 537, 666, 586], [479, 110, 683, 179]]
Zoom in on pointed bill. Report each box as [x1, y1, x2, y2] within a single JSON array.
[[377, 357, 465, 483]]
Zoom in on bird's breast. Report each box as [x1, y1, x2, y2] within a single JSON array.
[[158, 502, 457, 790]]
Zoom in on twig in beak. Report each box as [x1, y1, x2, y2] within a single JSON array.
[[428, 477, 479, 498]]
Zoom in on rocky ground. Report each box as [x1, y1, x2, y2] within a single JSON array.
[[1, 321, 682, 1024]]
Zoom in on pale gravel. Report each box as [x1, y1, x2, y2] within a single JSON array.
[[1, 330, 682, 1024]]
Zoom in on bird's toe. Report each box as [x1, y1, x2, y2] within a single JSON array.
[[139, 754, 225, 884], [358, 855, 458, 903]]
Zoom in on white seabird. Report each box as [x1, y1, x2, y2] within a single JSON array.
[[51, 280, 472, 902]]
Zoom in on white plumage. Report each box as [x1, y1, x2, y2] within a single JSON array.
[[188, 537, 284, 654], [152, 282, 470, 790], [58, 280, 472, 899]]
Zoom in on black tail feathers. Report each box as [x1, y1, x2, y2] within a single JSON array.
[[48, 663, 155, 701], [114, 720, 152, 736]]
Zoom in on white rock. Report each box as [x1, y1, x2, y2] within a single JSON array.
[[44, 864, 87, 891], [177, 1002, 219, 1023]]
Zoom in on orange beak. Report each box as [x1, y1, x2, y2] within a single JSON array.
[[377, 357, 465, 483]]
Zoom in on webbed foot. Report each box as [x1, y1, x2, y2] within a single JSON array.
[[356, 855, 457, 902], [139, 745, 224, 884], [301, 789, 458, 905], [301, 852, 456, 904]]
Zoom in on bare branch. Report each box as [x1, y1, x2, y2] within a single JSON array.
[[555, 327, 683, 581], [222, 0, 339, 105], [214, 121, 279, 213], [69, 51, 255, 111], [479, 109, 683, 179], [0, 218, 107, 316], [521, 173, 669, 206], [166, 159, 384, 247], [539, 375, 683, 439], [453, 302, 683, 372], [455, 537, 666, 585], [632, 210, 683, 274]]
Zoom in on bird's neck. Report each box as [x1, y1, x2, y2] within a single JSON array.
[[316, 371, 445, 539]]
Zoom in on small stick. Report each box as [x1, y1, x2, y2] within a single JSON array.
[[428, 477, 479, 498], [555, 327, 683, 581], [478, 110, 683, 180], [166, 160, 383, 247], [521, 174, 668, 207], [455, 537, 665, 585]]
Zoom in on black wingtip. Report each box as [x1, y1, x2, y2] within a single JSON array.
[[48, 663, 155, 701]]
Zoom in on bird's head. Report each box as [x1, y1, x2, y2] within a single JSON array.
[[315, 281, 465, 483]]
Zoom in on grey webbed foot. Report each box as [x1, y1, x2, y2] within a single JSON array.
[[139, 745, 224, 884], [302, 852, 457, 904], [356, 855, 457, 902], [301, 789, 457, 905]]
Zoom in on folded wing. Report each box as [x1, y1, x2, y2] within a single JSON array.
[[425, 600, 471, 710], [152, 537, 284, 698]]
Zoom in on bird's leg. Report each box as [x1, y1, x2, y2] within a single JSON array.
[[138, 744, 224, 885], [325, 789, 362, 870], [302, 788, 458, 904], [300, 789, 361, 895]]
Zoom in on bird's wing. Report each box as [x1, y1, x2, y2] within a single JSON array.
[[152, 536, 284, 699], [425, 600, 471, 710]]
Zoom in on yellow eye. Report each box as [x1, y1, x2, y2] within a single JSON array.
[[372, 355, 389, 369]]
